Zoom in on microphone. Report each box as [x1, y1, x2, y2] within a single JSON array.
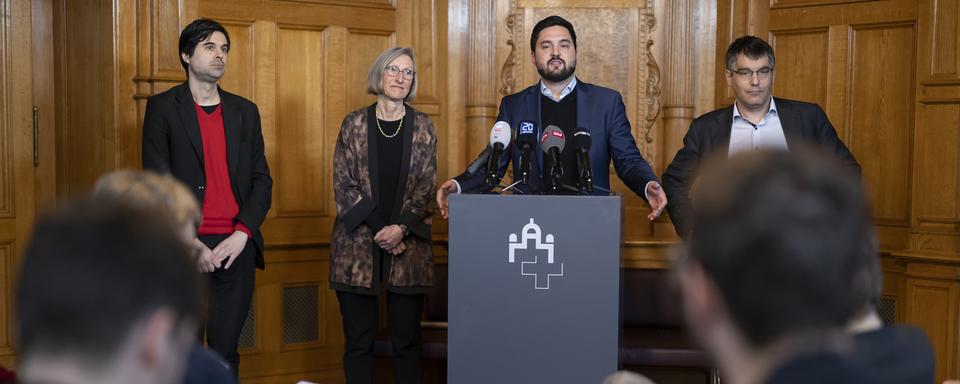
[[572, 128, 593, 193], [515, 121, 538, 185], [540, 125, 566, 192], [485, 121, 512, 187], [463, 147, 491, 176]]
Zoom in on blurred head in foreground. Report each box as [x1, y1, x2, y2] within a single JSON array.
[[93, 170, 200, 241], [15, 199, 202, 384], [675, 149, 874, 384]]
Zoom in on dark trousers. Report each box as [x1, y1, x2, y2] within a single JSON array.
[[199, 234, 256, 379], [337, 291, 425, 384]]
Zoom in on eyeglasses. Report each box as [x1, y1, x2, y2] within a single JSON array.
[[730, 67, 773, 79], [385, 65, 416, 80]]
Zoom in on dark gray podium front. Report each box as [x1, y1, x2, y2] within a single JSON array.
[[447, 194, 622, 384]]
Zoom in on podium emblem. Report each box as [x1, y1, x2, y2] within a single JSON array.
[[508, 218, 564, 290]]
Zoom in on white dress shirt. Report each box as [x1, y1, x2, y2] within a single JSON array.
[[728, 98, 788, 157]]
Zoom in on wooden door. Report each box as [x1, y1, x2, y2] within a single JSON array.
[[0, 0, 56, 368]]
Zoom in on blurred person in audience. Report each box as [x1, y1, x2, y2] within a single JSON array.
[[94, 170, 217, 272], [331, 46, 437, 384], [842, 232, 935, 384], [93, 170, 237, 384], [675, 149, 877, 383], [15, 199, 203, 384]]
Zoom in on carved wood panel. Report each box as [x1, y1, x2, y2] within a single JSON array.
[[498, 0, 661, 240]]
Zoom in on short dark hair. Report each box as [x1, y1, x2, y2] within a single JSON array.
[[178, 18, 231, 74], [530, 15, 577, 52], [687, 150, 873, 347], [15, 199, 203, 362], [724, 35, 775, 70]]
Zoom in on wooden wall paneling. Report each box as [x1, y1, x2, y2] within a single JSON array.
[[238, 247, 341, 378], [769, 0, 916, 30], [219, 21, 256, 101], [848, 23, 915, 226], [910, 100, 960, 255], [715, 0, 769, 106], [879, 255, 907, 321], [32, 0, 57, 208], [904, 263, 960, 382], [661, 0, 695, 172], [396, 0, 440, 107], [320, 24, 347, 241], [824, 25, 849, 146], [276, 26, 328, 218], [693, 0, 718, 117], [465, 0, 498, 162], [768, 28, 829, 108], [346, 31, 393, 111], [0, 244, 10, 362], [55, 0, 112, 196], [1, 0, 40, 366], [397, 0, 447, 183], [444, 0, 468, 184], [919, 0, 960, 81], [199, 0, 394, 32], [254, 19, 278, 224], [115, 0, 140, 170], [155, 0, 190, 79], [912, 102, 959, 221], [771, 0, 881, 7]]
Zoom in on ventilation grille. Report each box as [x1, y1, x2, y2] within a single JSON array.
[[283, 285, 320, 344], [238, 301, 255, 348], [878, 297, 896, 324]]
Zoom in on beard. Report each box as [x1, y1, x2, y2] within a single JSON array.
[[537, 58, 576, 83]]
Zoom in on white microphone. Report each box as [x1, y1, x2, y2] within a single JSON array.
[[485, 121, 512, 187]]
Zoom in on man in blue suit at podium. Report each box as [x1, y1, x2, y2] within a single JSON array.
[[436, 15, 667, 220]]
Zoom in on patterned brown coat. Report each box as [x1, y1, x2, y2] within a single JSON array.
[[330, 104, 437, 289]]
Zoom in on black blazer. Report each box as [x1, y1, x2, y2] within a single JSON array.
[[142, 82, 273, 269], [662, 97, 860, 238]]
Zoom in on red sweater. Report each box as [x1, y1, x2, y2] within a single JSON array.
[[195, 103, 250, 237]]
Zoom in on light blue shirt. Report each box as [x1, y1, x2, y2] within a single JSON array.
[[540, 76, 578, 101], [728, 98, 788, 157]]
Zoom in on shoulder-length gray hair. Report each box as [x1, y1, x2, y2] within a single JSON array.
[[366, 47, 417, 102]]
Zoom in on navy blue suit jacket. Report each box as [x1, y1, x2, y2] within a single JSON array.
[[455, 81, 658, 198]]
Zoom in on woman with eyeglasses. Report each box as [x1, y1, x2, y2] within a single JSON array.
[[330, 46, 437, 384]]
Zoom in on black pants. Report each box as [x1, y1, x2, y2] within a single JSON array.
[[337, 291, 425, 384], [199, 234, 256, 379]]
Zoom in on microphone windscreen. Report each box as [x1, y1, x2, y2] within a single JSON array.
[[489, 121, 511, 147], [572, 128, 591, 150], [541, 125, 566, 153], [516, 120, 538, 149]]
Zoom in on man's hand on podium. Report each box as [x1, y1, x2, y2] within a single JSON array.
[[437, 179, 458, 219]]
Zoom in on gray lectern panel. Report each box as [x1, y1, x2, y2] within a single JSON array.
[[448, 194, 621, 384]]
